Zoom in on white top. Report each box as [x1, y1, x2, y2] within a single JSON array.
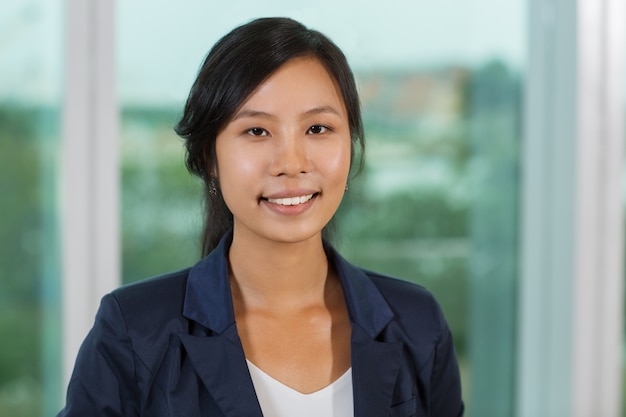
[[246, 360, 354, 417]]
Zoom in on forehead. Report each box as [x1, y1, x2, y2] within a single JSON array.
[[236, 57, 347, 117]]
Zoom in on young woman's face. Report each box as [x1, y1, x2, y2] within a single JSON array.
[[215, 57, 352, 246]]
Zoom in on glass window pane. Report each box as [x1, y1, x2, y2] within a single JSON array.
[[118, 2, 525, 415], [120, 107, 202, 281], [0, 1, 63, 415]]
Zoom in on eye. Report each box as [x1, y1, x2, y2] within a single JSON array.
[[307, 125, 330, 135], [247, 127, 269, 137]]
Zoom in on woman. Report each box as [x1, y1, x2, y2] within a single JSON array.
[[58, 17, 464, 417]]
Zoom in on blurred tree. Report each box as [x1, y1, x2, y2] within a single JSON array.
[[0, 106, 61, 416]]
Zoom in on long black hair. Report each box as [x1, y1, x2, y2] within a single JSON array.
[[175, 17, 365, 256]]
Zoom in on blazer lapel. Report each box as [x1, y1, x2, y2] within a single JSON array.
[[327, 245, 404, 417], [180, 233, 262, 417], [180, 325, 263, 417], [351, 324, 403, 417]]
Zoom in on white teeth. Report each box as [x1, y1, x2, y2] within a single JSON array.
[[267, 194, 314, 206]]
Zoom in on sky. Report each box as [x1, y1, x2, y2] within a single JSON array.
[[118, 0, 526, 105], [0, 0, 526, 104]]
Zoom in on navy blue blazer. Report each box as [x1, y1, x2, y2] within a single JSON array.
[[58, 233, 464, 416]]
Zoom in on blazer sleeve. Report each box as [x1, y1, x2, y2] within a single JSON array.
[[429, 318, 464, 417], [57, 293, 140, 417]]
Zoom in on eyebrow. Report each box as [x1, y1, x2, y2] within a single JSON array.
[[232, 105, 343, 121], [232, 109, 276, 121], [302, 105, 343, 118]]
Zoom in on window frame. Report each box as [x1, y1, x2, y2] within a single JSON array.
[[61, 0, 119, 383], [518, 0, 625, 415]]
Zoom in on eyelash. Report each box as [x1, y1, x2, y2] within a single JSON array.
[[246, 127, 268, 137], [245, 125, 331, 137], [307, 125, 331, 135]]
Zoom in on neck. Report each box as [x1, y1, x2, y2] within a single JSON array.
[[228, 228, 331, 311]]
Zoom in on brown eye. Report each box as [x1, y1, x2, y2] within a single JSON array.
[[307, 125, 329, 134], [247, 127, 268, 136]]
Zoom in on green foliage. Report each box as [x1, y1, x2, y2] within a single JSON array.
[[120, 107, 203, 282], [0, 105, 59, 416], [0, 110, 49, 303], [347, 189, 468, 239], [0, 308, 41, 385]]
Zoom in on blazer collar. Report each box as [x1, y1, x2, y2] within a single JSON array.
[[182, 231, 395, 338], [325, 244, 394, 337], [325, 246, 401, 417], [181, 232, 400, 417], [183, 231, 235, 334]]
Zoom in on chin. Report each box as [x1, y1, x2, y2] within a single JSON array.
[[263, 227, 324, 245]]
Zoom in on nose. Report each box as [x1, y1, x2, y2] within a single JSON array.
[[270, 134, 312, 177]]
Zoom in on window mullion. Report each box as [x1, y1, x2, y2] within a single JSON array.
[[61, 0, 119, 385]]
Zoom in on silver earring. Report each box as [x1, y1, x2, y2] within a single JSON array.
[[209, 178, 217, 197], [345, 183, 349, 192]]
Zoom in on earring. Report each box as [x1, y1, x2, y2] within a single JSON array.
[[209, 178, 217, 197], [345, 183, 349, 192]]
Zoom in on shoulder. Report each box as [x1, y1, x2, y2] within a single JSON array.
[[105, 268, 191, 330], [112, 268, 190, 302], [365, 269, 434, 300], [89, 268, 195, 371], [328, 245, 447, 336], [365, 269, 441, 314], [361, 268, 448, 337]]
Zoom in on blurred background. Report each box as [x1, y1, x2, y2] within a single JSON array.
[[0, 0, 623, 416]]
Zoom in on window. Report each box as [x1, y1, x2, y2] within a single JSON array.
[[0, 1, 63, 415], [19, 1, 620, 415]]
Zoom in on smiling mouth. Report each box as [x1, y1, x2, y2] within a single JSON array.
[[264, 193, 317, 206]]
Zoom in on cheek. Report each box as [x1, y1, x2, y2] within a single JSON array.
[[216, 142, 260, 183], [215, 143, 267, 213], [321, 140, 352, 180]]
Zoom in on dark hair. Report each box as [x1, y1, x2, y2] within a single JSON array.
[[175, 17, 365, 256]]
